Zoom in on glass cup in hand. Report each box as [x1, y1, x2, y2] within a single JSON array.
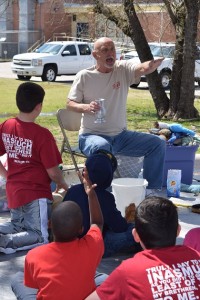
[[94, 98, 106, 123]]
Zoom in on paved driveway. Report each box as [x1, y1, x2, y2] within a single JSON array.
[[0, 61, 17, 79], [0, 61, 75, 83]]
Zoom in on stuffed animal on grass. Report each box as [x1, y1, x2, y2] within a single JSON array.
[[153, 122, 195, 145]]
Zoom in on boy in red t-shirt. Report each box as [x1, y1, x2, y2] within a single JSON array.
[[0, 82, 68, 254], [86, 196, 200, 300], [11, 168, 106, 300]]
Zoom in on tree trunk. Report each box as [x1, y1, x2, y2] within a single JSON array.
[[123, 0, 169, 118], [164, 0, 199, 120], [175, 0, 199, 119], [168, 3, 185, 118]]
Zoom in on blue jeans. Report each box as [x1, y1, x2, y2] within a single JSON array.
[[0, 199, 49, 253], [79, 130, 166, 189], [103, 223, 139, 258]]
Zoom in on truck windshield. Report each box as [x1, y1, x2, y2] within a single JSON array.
[[35, 43, 63, 54]]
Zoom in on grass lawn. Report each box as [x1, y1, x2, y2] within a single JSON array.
[[0, 78, 200, 166]]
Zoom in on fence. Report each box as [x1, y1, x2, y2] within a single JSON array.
[[0, 31, 42, 59]]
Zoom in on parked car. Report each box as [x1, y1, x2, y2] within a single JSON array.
[[122, 42, 200, 89], [11, 41, 95, 81], [121, 43, 157, 61]]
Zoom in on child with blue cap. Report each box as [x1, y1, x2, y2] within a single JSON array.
[[63, 150, 141, 257]]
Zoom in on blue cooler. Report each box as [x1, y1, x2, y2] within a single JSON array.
[[162, 145, 198, 187]]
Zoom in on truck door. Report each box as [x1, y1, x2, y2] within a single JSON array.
[[60, 44, 80, 74], [77, 44, 94, 70]]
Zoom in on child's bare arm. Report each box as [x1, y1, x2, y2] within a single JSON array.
[[0, 161, 7, 179], [46, 166, 68, 191], [82, 167, 103, 231]]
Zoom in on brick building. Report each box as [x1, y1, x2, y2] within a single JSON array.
[[0, 0, 198, 58]]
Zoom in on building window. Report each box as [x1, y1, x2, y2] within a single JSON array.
[[77, 23, 89, 38]]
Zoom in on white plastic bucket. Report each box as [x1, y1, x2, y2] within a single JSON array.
[[112, 178, 148, 216]]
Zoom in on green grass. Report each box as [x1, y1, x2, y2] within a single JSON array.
[[0, 78, 200, 166], [0, 79, 68, 115]]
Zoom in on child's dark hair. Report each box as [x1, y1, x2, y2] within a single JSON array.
[[135, 197, 178, 249], [16, 82, 45, 113], [51, 201, 83, 242]]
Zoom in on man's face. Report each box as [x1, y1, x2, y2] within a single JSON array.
[[93, 41, 116, 70]]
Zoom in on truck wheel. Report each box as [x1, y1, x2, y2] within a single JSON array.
[[41, 66, 57, 82], [160, 71, 171, 89], [17, 75, 31, 80]]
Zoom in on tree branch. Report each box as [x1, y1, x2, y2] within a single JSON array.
[[162, 0, 177, 26], [92, 0, 130, 35]]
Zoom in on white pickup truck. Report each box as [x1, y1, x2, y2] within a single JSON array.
[[123, 42, 200, 89], [11, 41, 95, 81]]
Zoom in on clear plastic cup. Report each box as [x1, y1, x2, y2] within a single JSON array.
[[94, 98, 106, 123]]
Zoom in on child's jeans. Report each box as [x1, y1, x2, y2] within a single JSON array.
[[0, 198, 49, 253]]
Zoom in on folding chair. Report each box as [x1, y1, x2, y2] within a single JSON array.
[[56, 109, 142, 181], [56, 108, 87, 183]]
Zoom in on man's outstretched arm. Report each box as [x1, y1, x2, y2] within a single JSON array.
[[134, 57, 164, 82]]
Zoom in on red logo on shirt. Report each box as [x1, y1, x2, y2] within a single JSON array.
[[113, 81, 120, 89]]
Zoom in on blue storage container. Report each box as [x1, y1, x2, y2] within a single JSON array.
[[162, 145, 198, 187]]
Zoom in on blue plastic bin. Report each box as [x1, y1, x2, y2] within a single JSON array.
[[162, 145, 198, 187]]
